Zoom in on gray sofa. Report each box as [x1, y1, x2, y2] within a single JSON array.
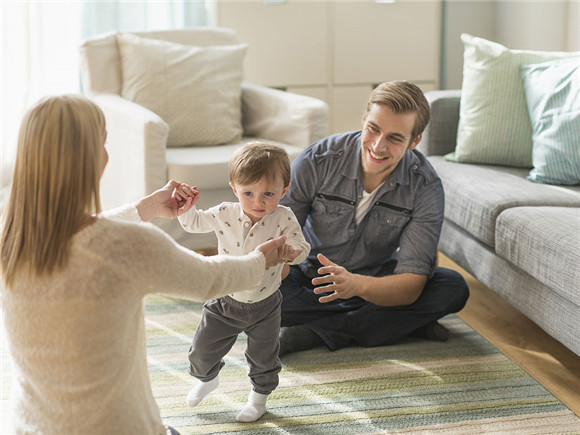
[[418, 90, 580, 357]]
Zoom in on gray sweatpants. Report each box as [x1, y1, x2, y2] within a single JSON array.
[[188, 290, 282, 395]]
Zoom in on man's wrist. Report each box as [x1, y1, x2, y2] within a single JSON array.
[[353, 273, 368, 299]]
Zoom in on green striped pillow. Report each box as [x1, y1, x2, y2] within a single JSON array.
[[448, 34, 580, 168], [521, 58, 580, 185]]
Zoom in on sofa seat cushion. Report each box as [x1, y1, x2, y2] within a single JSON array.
[[428, 156, 580, 247], [495, 206, 580, 303], [166, 137, 303, 190]]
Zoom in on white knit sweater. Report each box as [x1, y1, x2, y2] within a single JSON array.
[[1, 205, 265, 434]]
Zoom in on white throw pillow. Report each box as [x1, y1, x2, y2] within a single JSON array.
[[117, 33, 247, 147], [449, 34, 579, 168]]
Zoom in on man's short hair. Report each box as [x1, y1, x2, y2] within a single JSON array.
[[366, 81, 430, 140]]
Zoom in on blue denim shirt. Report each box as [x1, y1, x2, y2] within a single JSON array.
[[281, 130, 444, 277]]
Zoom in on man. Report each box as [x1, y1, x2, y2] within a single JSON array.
[[278, 80, 469, 356]]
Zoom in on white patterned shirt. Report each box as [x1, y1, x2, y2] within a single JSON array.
[[179, 203, 310, 303]]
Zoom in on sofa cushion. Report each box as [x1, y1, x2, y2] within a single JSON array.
[[429, 156, 580, 248], [166, 137, 303, 190], [496, 207, 580, 303], [79, 28, 240, 96], [520, 58, 580, 185], [117, 33, 247, 147], [450, 33, 580, 168]]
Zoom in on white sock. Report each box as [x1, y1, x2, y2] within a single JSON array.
[[186, 377, 219, 407], [236, 390, 269, 422]]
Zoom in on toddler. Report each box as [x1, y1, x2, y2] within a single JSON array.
[[176, 142, 310, 422]]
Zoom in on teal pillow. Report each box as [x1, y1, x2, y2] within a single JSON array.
[[520, 58, 580, 185], [449, 34, 580, 168]]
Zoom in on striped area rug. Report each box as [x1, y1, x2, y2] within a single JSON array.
[[145, 294, 580, 434]]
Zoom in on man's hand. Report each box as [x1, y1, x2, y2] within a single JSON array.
[[312, 253, 362, 303], [312, 253, 427, 306]]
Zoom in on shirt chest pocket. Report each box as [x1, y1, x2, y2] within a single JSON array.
[[362, 205, 412, 255], [313, 194, 355, 217], [370, 203, 412, 229], [310, 194, 355, 242]]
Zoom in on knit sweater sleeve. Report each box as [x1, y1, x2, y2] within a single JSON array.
[[99, 219, 266, 301], [100, 204, 142, 222]]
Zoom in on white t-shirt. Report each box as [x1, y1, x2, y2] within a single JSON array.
[[355, 184, 384, 225]]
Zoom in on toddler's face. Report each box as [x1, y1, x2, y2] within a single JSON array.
[[231, 175, 289, 225]]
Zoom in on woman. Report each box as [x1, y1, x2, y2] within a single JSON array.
[[0, 94, 295, 434]]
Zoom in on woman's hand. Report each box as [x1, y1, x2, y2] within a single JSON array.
[[135, 180, 198, 222]]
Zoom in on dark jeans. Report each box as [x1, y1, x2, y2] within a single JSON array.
[[280, 264, 469, 351]]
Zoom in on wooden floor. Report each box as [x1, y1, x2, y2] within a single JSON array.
[[438, 253, 580, 417]]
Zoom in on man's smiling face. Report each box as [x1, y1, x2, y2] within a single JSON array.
[[360, 103, 422, 187]]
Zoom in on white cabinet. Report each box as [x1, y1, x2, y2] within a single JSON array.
[[332, 1, 441, 86], [213, 0, 328, 88], [214, 0, 441, 134]]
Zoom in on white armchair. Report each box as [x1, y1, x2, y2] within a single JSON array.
[[79, 28, 329, 250]]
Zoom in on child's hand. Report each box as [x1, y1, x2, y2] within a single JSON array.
[[278, 244, 302, 264], [172, 183, 199, 207]]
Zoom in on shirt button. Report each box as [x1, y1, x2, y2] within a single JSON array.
[[412, 164, 418, 170], [389, 181, 395, 187], [386, 219, 392, 224], [244, 222, 250, 227]]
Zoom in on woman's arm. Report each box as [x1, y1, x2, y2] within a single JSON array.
[[100, 180, 195, 223], [119, 223, 290, 301]]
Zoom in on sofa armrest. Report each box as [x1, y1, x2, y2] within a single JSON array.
[[417, 89, 461, 156], [241, 82, 329, 148], [92, 94, 169, 209]]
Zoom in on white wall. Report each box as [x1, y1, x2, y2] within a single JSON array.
[[441, 1, 496, 89], [496, 1, 568, 50], [442, 0, 579, 90], [568, 1, 580, 50]]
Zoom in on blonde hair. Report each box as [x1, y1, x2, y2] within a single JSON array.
[[1, 94, 106, 287], [228, 142, 291, 187], [366, 81, 430, 140]]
